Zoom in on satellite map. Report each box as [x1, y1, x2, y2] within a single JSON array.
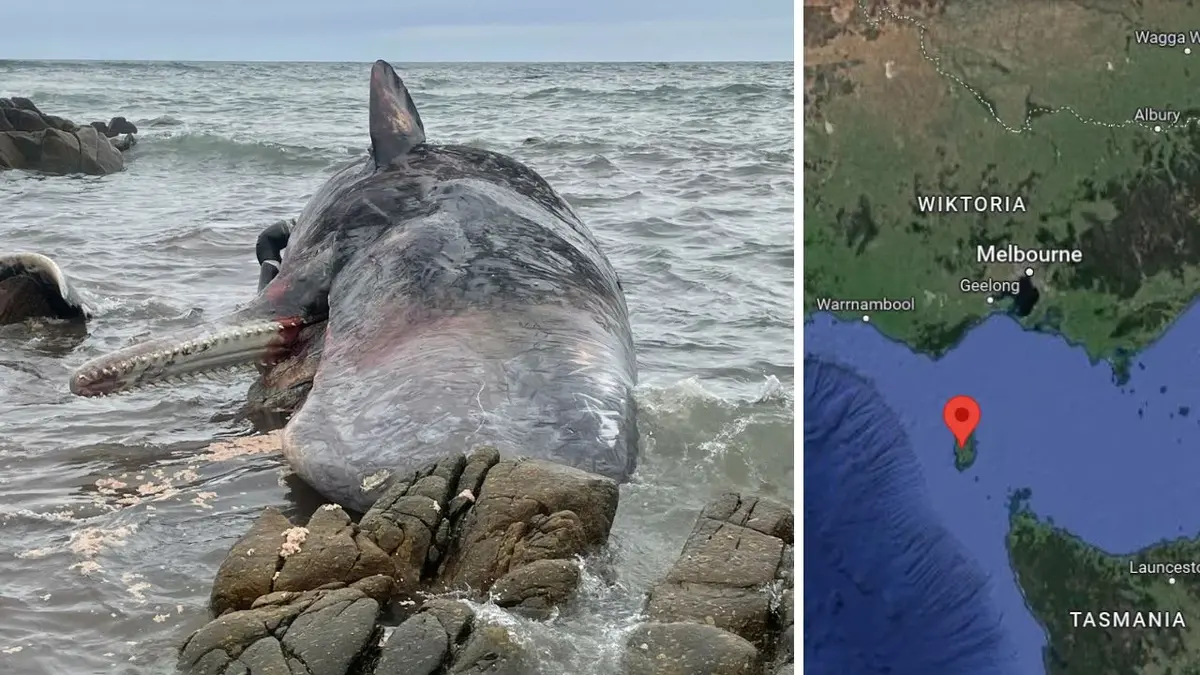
[[804, 0, 1200, 673]]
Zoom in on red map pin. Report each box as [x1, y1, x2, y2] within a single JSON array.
[[943, 395, 981, 448]]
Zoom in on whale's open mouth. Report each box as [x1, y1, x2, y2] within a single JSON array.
[[70, 314, 320, 397]]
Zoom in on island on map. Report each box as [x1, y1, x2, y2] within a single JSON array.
[[1008, 510, 1200, 674], [804, 0, 1200, 380], [954, 434, 976, 471]]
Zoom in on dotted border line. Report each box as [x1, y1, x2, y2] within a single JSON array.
[[856, 0, 1187, 134]]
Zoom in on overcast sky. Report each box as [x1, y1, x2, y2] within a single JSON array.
[[0, 0, 793, 62]]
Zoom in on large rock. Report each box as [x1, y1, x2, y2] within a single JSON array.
[[0, 97, 135, 176], [106, 115, 138, 136], [206, 449, 618, 616], [191, 448, 617, 674], [435, 455, 619, 594], [192, 452, 795, 675], [622, 493, 795, 675], [179, 577, 392, 675], [370, 599, 528, 674]]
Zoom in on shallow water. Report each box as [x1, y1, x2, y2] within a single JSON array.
[[0, 61, 794, 673]]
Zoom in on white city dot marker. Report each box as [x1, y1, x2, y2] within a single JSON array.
[[986, 297, 995, 305], [1170, 577, 1177, 584], [1025, 267, 1035, 277], [1155, 125, 1163, 132], [1187, 48, 1193, 55], [862, 315, 870, 323]]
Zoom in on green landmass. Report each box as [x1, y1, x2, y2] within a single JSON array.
[[1008, 510, 1200, 674], [804, 1, 1200, 369], [954, 434, 976, 471]]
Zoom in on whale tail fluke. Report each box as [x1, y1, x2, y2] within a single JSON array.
[[0, 252, 91, 325], [368, 59, 426, 168]]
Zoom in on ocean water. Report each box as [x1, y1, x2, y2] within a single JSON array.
[[0, 60, 795, 674], [806, 309, 1200, 674]]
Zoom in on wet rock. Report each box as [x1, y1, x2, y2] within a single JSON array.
[[624, 493, 794, 672], [107, 115, 138, 136], [199, 450, 625, 674], [438, 457, 619, 593], [448, 623, 527, 674], [76, 125, 125, 175], [209, 505, 393, 616], [373, 599, 527, 675], [41, 114, 78, 132], [111, 133, 137, 152], [89, 120, 109, 136], [375, 611, 450, 674], [39, 127, 82, 174], [490, 558, 581, 619], [180, 579, 386, 675], [645, 493, 791, 649], [771, 588, 794, 673], [623, 622, 760, 675], [359, 451, 477, 594], [10, 97, 41, 114], [4, 107, 47, 132], [0, 97, 135, 175]]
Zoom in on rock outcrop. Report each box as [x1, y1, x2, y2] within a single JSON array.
[[622, 493, 795, 675], [183, 448, 794, 675], [185, 448, 619, 675], [0, 97, 137, 176]]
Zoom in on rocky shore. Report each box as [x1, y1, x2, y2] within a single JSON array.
[[180, 446, 794, 675], [0, 97, 137, 176]]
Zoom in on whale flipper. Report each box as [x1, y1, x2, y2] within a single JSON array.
[[0, 253, 91, 325], [368, 59, 425, 168]]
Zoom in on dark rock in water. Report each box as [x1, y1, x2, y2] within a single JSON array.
[[372, 600, 528, 675], [75, 125, 124, 175], [179, 578, 390, 675], [9, 97, 41, 115], [111, 133, 137, 152], [624, 622, 761, 675], [106, 115, 137, 136], [489, 558, 581, 620], [205, 449, 615, 619], [0, 98, 137, 176], [804, 356, 1011, 674], [208, 505, 393, 617], [621, 492, 794, 674], [191, 449, 786, 674], [39, 127, 82, 174], [5, 131, 43, 167], [434, 455, 619, 594], [4, 107, 47, 133], [41, 114, 78, 132]]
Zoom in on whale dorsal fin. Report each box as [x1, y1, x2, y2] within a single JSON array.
[[369, 59, 425, 169]]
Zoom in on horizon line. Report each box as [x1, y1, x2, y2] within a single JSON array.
[[0, 57, 793, 65]]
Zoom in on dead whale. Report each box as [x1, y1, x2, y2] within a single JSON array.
[[69, 60, 639, 512]]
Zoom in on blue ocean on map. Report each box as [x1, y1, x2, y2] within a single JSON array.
[[804, 310, 1200, 674]]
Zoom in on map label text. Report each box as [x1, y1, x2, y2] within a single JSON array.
[[960, 278, 1018, 294], [1134, 108, 1180, 125], [1133, 30, 1200, 47], [976, 245, 1083, 264], [813, 297, 915, 313], [1069, 611, 1187, 628], [916, 195, 1026, 213]]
